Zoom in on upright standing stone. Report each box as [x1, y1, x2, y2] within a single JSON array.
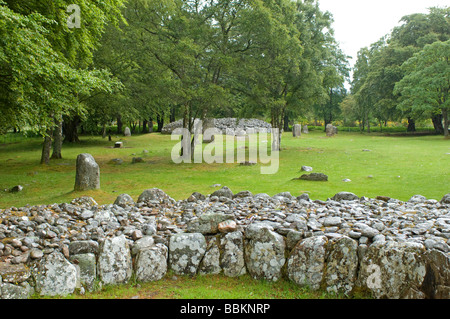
[[124, 127, 131, 136], [326, 124, 334, 137], [74, 153, 100, 191], [169, 233, 206, 276], [293, 124, 302, 137], [202, 118, 216, 143], [302, 125, 309, 134]]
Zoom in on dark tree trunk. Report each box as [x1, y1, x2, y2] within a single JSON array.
[[170, 105, 176, 123], [117, 115, 123, 135], [63, 116, 80, 143], [51, 120, 63, 159], [283, 113, 290, 132], [142, 120, 148, 134], [148, 119, 153, 133], [156, 115, 164, 132], [431, 113, 444, 135], [407, 117, 416, 132], [40, 129, 53, 165], [443, 108, 449, 138]]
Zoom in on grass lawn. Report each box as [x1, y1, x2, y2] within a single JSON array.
[[35, 271, 363, 299], [0, 130, 449, 208]]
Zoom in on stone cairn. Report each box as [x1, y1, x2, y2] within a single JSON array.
[[1, 188, 449, 299]]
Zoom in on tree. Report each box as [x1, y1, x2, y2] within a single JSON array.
[[0, 0, 125, 163], [394, 40, 450, 138]]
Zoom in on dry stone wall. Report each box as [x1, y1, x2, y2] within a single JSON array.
[[0, 188, 449, 299]]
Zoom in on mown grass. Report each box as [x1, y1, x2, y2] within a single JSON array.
[[33, 271, 368, 299], [0, 130, 449, 208]]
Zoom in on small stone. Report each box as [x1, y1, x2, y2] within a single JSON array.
[[218, 220, 238, 233]]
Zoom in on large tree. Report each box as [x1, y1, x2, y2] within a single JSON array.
[[0, 0, 125, 163], [394, 40, 450, 138]]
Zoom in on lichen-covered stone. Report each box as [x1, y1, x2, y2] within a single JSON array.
[[187, 213, 235, 234], [70, 253, 96, 292], [220, 231, 246, 277], [97, 235, 132, 285], [199, 238, 221, 275], [357, 241, 427, 299], [244, 223, 286, 282], [324, 236, 358, 295], [420, 249, 450, 299], [134, 243, 168, 282], [33, 251, 78, 296], [287, 236, 328, 290], [169, 233, 206, 276]]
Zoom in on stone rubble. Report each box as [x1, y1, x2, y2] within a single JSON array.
[[0, 187, 449, 299]]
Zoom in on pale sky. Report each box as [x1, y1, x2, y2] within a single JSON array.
[[318, 0, 449, 73]]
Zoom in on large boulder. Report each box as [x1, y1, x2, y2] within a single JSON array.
[[74, 153, 100, 191], [244, 223, 286, 282], [357, 241, 427, 299], [32, 251, 78, 297], [323, 236, 359, 295], [331, 192, 359, 202], [199, 238, 222, 275], [134, 243, 168, 282], [220, 231, 246, 277], [298, 173, 328, 182], [97, 235, 133, 285], [287, 236, 328, 291], [169, 233, 206, 276]]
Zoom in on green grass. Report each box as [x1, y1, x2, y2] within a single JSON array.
[[0, 130, 449, 208], [33, 272, 365, 299]]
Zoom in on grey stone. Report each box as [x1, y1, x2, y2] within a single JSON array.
[[301, 166, 313, 172], [169, 233, 206, 276], [210, 186, 233, 199], [331, 192, 359, 201], [70, 253, 96, 292], [199, 238, 221, 275], [298, 173, 328, 182], [1, 282, 33, 299], [244, 223, 286, 281], [114, 194, 135, 207], [187, 213, 235, 235], [357, 241, 427, 299], [440, 194, 450, 204], [124, 127, 131, 136], [135, 244, 168, 282], [33, 251, 78, 296], [293, 124, 302, 137], [220, 231, 246, 277], [97, 235, 132, 285], [287, 236, 328, 291], [74, 154, 100, 191], [137, 188, 175, 205]]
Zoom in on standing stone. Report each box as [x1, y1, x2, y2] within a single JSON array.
[[74, 153, 100, 191], [244, 223, 286, 282], [97, 235, 132, 285], [302, 125, 309, 134], [134, 244, 168, 282], [421, 249, 450, 299], [124, 127, 131, 136], [293, 124, 302, 137], [287, 236, 328, 291], [220, 231, 246, 277], [326, 124, 334, 137], [169, 233, 206, 276], [33, 251, 78, 296]]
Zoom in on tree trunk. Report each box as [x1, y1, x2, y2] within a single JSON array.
[[283, 113, 290, 132], [156, 115, 164, 132], [63, 116, 80, 143], [142, 120, 148, 133], [443, 108, 449, 138], [148, 119, 153, 133], [407, 117, 416, 132], [431, 113, 444, 135], [117, 115, 123, 135], [40, 129, 53, 165], [170, 105, 176, 123], [102, 124, 107, 138], [51, 120, 63, 159]]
